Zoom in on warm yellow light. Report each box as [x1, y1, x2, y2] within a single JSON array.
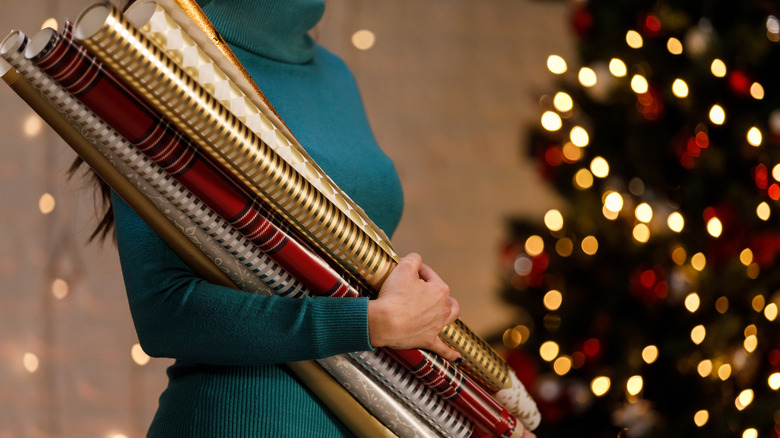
[[684, 292, 700, 313], [747, 127, 762, 146], [541, 111, 563, 131], [351, 30, 376, 50], [694, 409, 709, 427], [524, 235, 545, 256], [735, 389, 754, 410], [626, 30, 643, 49], [633, 223, 650, 243], [672, 79, 689, 98], [544, 209, 564, 231], [609, 58, 627, 77], [691, 252, 706, 271], [773, 164, 780, 181], [626, 375, 643, 396], [590, 156, 609, 178], [667, 37, 683, 55], [604, 192, 624, 212], [691, 325, 706, 345], [667, 212, 684, 232], [744, 335, 758, 353], [23, 114, 43, 137], [709, 105, 726, 125], [715, 296, 729, 313], [23, 352, 39, 373], [706, 217, 723, 237], [503, 328, 523, 348], [743, 428, 758, 438], [553, 92, 574, 112], [711, 59, 727, 77], [543, 290, 563, 311], [717, 363, 732, 381], [39, 193, 55, 215], [671, 246, 687, 265], [562, 142, 583, 161], [131, 343, 151, 366], [574, 169, 594, 189], [581, 235, 598, 255], [757, 202, 771, 221], [740, 248, 754, 266], [642, 345, 658, 364], [556, 238, 574, 257], [41, 17, 58, 30], [553, 356, 572, 376], [578, 67, 597, 87], [570, 126, 590, 147], [752, 295, 765, 312], [697, 359, 712, 377], [765, 303, 778, 321], [745, 324, 757, 337], [51, 278, 69, 300], [591, 376, 611, 396], [547, 55, 568, 74], [109, 434, 129, 438], [769, 372, 780, 390], [750, 82, 765, 100], [630, 75, 649, 94], [634, 203, 652, 223], [602, 205, 619, 221], [539, 341, 560, 362]]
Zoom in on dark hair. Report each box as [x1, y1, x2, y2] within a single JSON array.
[[72, 0, 136, 242]]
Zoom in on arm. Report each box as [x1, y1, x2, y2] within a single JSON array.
[[113, 193, 372, 365]]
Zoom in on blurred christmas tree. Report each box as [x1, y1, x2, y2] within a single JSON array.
[[497, 0, 780, 437]]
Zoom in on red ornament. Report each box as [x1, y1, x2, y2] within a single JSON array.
[[642, 13, 662, 37], [728, 70, 752, 96], [571, 4, 594, 38]]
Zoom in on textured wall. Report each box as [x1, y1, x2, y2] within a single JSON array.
[[0, 0, 572, 436]]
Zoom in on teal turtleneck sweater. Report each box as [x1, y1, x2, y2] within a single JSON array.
[[112, 0, 404, 436]]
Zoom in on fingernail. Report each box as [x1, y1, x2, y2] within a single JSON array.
[[454, 357, 462, 363]]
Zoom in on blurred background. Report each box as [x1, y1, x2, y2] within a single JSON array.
[[2, 0, 779, 437]]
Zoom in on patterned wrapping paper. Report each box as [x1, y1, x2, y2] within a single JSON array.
[[17, 24, 477, 438], [126, 2, 540, 429], [2, 28, 459, 438], [27, 19, 525, 438], [79, 0, 532, 411]]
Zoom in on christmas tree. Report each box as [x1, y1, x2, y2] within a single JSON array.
[[497, 0, 780, 436]]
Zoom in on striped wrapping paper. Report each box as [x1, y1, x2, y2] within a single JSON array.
[[0, 45, 403, 438], [80, 2, 540, 429], [2, 27, 476, 438], [26, 16, 525, 438]]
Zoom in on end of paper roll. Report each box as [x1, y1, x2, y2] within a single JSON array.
[[495, 371, 542, 431], [125, 0, 157, 27], [1, 30, 25, 57], [73, 2, 111, 41]]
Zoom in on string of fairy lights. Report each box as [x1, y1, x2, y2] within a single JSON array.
[[502, 11, 780, 437], [10, 12, 377, 437]]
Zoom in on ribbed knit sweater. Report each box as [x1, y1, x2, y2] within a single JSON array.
[[112, 0, 404, 435]]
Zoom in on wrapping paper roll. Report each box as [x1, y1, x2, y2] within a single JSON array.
[[122, 1, 541, 429], [18, 25, 480, 438], [3, 28, 470, 438], [26, 19, 524, 438], [0, 49, 400, 438]]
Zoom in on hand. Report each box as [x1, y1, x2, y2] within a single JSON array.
[[367, 253, 461, 361]]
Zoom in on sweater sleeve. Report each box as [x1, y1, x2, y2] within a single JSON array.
[[112, 192, 373, 366]]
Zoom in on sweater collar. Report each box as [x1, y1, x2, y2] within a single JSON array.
[[196, 0, 325, 64]]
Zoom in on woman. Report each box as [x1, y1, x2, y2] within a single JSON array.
[[97, 0, 462, 435]]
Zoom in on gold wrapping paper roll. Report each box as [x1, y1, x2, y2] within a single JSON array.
[[74, 1, 517, 395], [0, 59, 395, 438], [75, 2, 396, 293]]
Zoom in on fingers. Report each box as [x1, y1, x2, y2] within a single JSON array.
[[427, 336, 462, 363], [447, 296, 461, 323], [396, 252, 422, 275]]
